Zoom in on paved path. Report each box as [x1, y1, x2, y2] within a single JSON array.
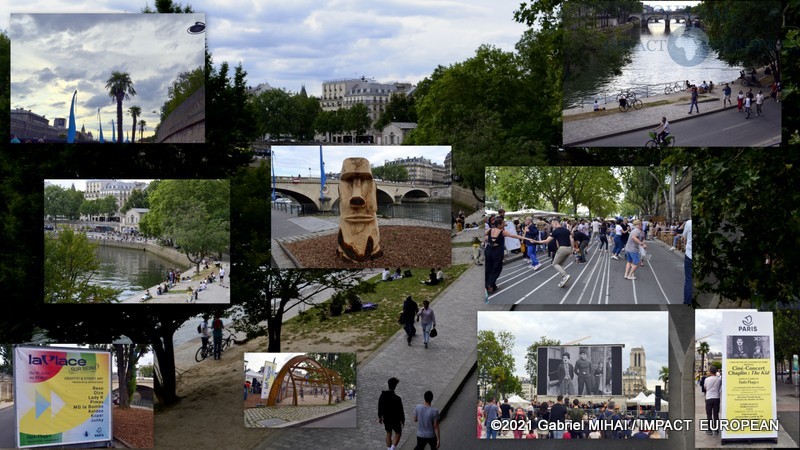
[[253, 262, 500, 449], [563, 87, 782, 146], [245, 400, 356, 428], [120, 262, 231, 304], [488, 237, 684, 305]]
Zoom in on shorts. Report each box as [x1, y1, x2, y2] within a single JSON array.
[[626, 252, 641, 265], [384, 421, 402, 434]]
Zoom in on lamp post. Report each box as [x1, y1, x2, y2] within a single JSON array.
[[775, 40, 781, 82]]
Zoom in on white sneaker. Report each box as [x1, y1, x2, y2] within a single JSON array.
[[558, 274, 571, 288], [533, 264, 542, 271], [628, 276, 637, 280], [612, 255, 619, 260], [669, 246, 675, 251]]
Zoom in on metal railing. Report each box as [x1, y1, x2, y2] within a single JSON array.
[[568, 79, 719, 109]]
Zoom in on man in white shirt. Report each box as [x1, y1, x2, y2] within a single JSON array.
[[682, 219, 692, 305], [703, 366, 721, 435], [591, 219, 600, 241]]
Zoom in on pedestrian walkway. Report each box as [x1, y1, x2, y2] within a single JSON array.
[[253, 262, 509, 449], [693, 384, 798, 448], [120, 262, 230, 304], [245, 400, 356, 428], [564, 90, 732, 146]]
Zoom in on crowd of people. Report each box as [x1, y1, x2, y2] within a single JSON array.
[[478, 396, 666, 440], [482, 211, 691, 298]]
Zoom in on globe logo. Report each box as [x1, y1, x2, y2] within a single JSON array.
[[667, 27, 710, 67]]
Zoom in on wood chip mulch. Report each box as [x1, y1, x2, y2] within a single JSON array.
[[113, 406, 153, 448], [282, 226, 452, 269]]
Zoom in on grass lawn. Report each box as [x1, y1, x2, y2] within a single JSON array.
[[281, 264, 469, 352]]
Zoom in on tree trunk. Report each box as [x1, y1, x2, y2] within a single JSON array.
[[114, 344, 130, 409], [268, 315, 282, 352], [151, 331, 179, 406], [117, 95, 124, 144], [131, 116, 137, 143]]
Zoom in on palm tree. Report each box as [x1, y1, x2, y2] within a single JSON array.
[[138, 120, 147, 142], [128, 105, 141, 143], [697, 341, 710, 378], [105, 71, 137, 144], [658, 366, 669, 398]]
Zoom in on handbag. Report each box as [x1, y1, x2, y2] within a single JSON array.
[[430, 326, 438, 338], [397, 311, 405, 325]]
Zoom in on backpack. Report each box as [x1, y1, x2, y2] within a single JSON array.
[[197, 323, 202, 333]]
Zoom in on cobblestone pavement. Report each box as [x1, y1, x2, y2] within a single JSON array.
[[245, 400, 356, 428], [563, 91, 728, 145], [252, 262, 504, 449]]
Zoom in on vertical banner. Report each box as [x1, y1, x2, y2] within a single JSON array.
[[14, 347, 112, 448], [721, 311, 778, 441], [261, 360, 276, 400]]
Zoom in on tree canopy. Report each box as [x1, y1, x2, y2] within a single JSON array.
[[44, 227, 120, 303], [371, 164, 409, 182], [697, 0, 781, 69], [478, 330, 522, 400]]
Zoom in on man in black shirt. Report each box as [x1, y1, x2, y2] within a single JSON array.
[[550, 395, 568, 439], [572, 229, 590, 263], [499, 398, 513, 436], [533, 219, 574, 287], [378, 377, 404, 450]]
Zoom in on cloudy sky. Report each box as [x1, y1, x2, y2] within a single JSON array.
[[695, 309, 760, 356], [9, 12, 204, 140], [2, 0, 529, 99], [478, 311, 669, 391], [46, 179, 154, 191], [273, 145, 450, 177], [245, 352, 317, 374]]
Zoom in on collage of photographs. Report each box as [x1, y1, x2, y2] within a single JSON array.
[[0, 0, 798, 449]]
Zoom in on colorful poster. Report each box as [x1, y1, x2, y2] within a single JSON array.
[[721, 312, 778, 441], [14, 347, 112, 448], [261, 360, 277, 400]]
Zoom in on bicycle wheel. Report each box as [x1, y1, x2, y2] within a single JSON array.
[[619, 104, 627, 112], [633, 99, 643, 110], [644, 139, 657, 149], [195, 346, 207, 362], [222, 337, 233, 351], [667, 136, 675, 147], [664, 86, 672, 95]]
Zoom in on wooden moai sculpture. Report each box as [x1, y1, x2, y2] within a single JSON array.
[[337, 157, 382, 262]]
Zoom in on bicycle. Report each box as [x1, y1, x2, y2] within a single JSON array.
[[644, 131, 675, 148], [664, 82, 682, 95], [619, 89, 637, 100], [195, 330, 236, 362], [619, 98, 643, 112]]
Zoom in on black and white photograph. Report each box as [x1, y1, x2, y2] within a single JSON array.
[[537, 345, 623, 396], [726, 335, 771, 359]]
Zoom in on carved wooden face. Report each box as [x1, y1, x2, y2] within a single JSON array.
[[337, 157, 381, 262]]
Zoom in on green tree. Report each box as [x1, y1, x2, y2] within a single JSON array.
[[306, 352, 357, 388], [372, 164, 409, 182], [44, 184, 68, 221], [374, 93, 417, 130], [141, 0, 194, 13], [105, 71, 137, 145], [478, 330, 520, 400], [138, 120, 147, 142], [774, 309, 800, 379], [0, 31, 9, 144], [697, 1, 781, 71], [524, 336, 561, 390], [121, 188, 149, 213], [697, 341, 710, 377], [44, 227, 120, 303], [64, 185, 85, 220], [343, 103, 371, 141], [658, 366, 669, 398], [138, 363, 155, 378], [128, 105, 141, 143], [157, 67, 204, 133], [206, 54, 258, 150], [145, 179, 229, 270], [253, 88, 295, 139]]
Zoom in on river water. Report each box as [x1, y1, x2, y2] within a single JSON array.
[[565, 22, 744, 109], [92, 245, 183, 300]]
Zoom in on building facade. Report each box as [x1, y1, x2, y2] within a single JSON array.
[[11, 108, 93, 142], [380, 122, 416, 145], [84, 179, 149, 214], [384, 156, 447, 185], [622, 347, 648, 397], [319, 77, 415, 143]]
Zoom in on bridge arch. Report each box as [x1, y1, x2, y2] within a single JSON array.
[[274, 188, 320, 213], [401, 189, 431, 202]]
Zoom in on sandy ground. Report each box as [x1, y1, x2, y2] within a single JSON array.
[[154, 330, 365, 449]]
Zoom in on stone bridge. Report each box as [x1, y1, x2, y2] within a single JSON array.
[[274, 177, 451, 212], [628, 12, 700, 30], [156, 87, 205, 143]]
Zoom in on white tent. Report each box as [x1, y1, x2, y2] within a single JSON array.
[[639, 393, 668, 406], [629, 391, 649, 405], [506, 394, 531, 408]]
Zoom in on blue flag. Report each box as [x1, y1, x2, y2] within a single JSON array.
[[97, 109, 104, 143], [319, 145, 326, 200], [67, 90, 77, 143], [271, 151, 277, 201]]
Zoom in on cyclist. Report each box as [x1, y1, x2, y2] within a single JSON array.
[[199, 316, 210, 354], [618, 94, 627, 109], [654, 117, 670, 145]]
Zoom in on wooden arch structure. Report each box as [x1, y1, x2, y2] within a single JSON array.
[[265, 355, 346, 406]]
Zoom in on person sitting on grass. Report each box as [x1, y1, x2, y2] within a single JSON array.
[[421, 268, 440, 286]]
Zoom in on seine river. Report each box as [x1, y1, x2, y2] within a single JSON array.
[[565, 22, 744, 108], [92, 245, 181, 299]]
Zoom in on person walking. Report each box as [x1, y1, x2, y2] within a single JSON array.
[[744, 92, 752, 119], [531, 219, 574, 288], [416, 300, 436, 349], [598, 221, 609, 253], [403, 296, 419, 345], [198, 316, 210, 354], [378, 377, 405, 450], [611, 219, 624, 260], [722, 83, 732, 107], [688, 85, 699, 114], [703, 366, 721, 435], [737, 90, 744, 112], [413, 391, 440, 449], [682, 219, 693, 305], [482, 398, 501, 439], [756, 90, 764, 116], [623, 220, 647, 280], [211, 314, 224, 360], [219, 266, 225, 287], [512, 407, 527, 439]]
